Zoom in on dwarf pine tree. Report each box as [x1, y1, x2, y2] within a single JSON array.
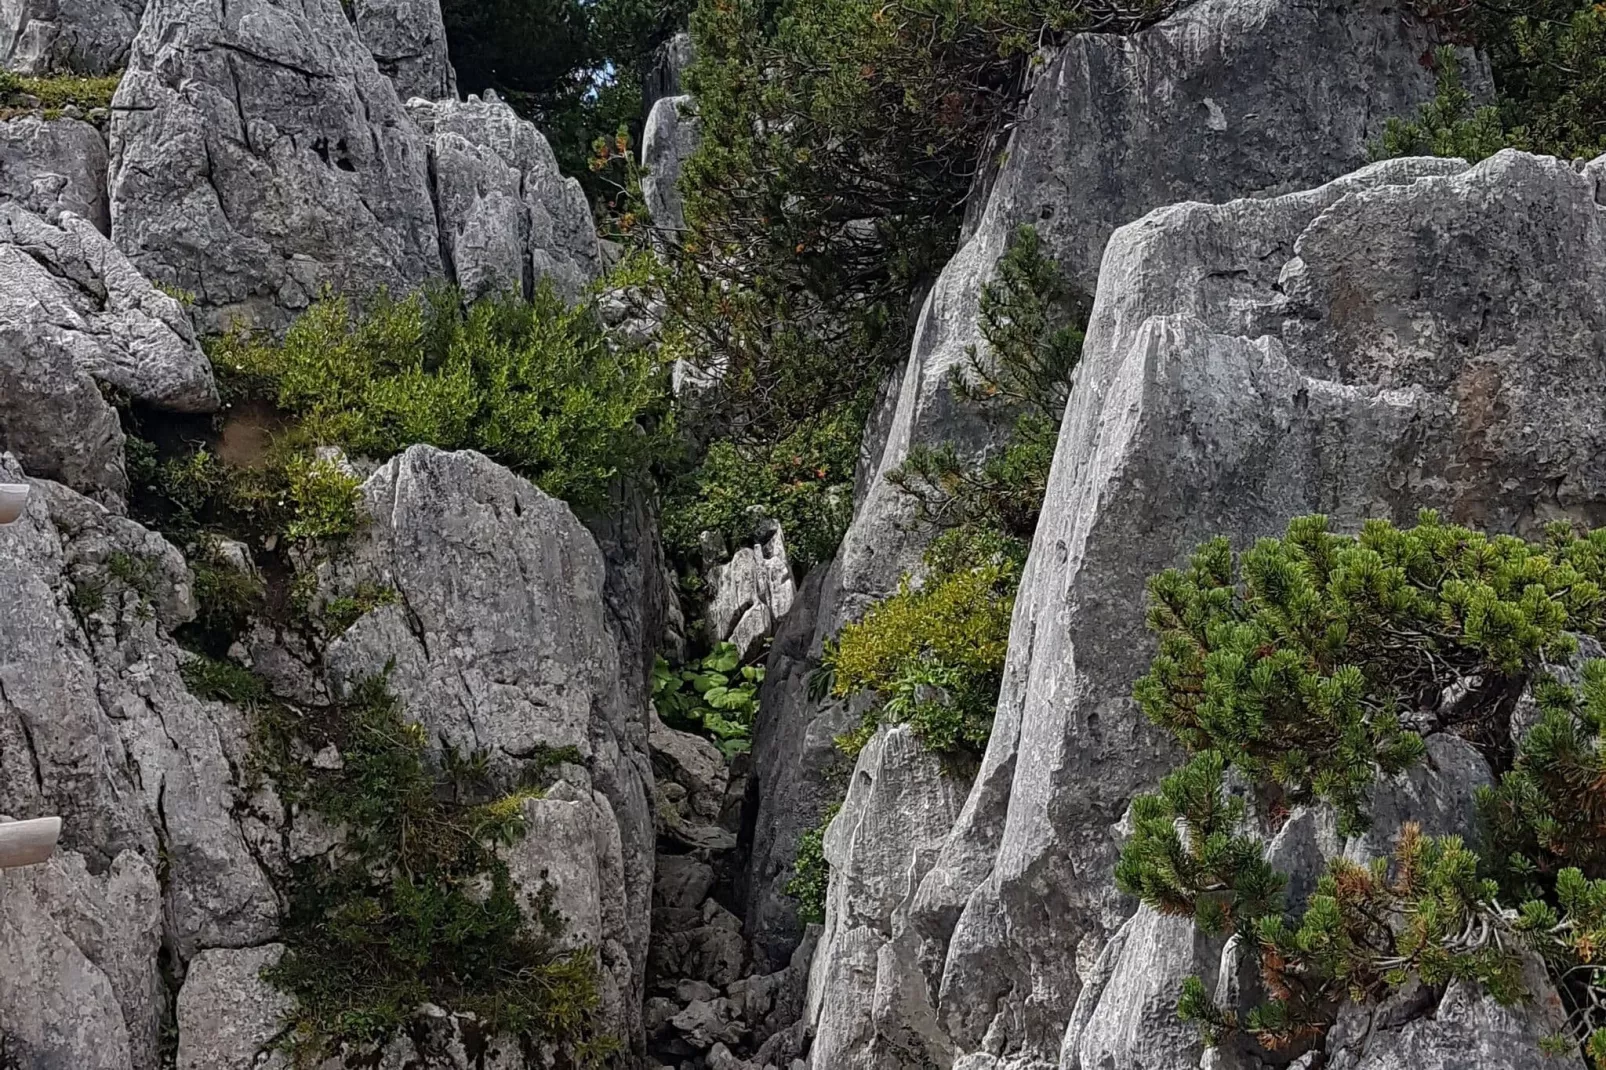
[[1117, 513, 1606, 1065]]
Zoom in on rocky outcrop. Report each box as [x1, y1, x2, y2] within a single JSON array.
[[705, 520, 796, 661], [0, 456, 279, 1069], [408, 93, 602, 302], [0, 203, 217, 505], [107, 0, 443, 333], [744, 0, 1455, 985], [901, 147, 1606, 1067], [644, 32, 695, 115], [804, 725, 969, 1070], [352, 0, 456, 102], [642, 94, 698, 241], [1, 0, 142, 73], [0, 115, 110, 231], [318, 445, 655, 1055]]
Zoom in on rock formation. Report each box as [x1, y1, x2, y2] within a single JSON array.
[[0, 115, 109, 231], [1, 0, 142, 73], [743, 0, 1460, 987], [0, 203, 217, 505], [408, 93, 602, 301]]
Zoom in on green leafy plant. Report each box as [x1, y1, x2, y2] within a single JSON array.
[[177, 538, 266, 657], [828, 527, 1023, 759], [653, 642, 765, 758], [787, 802, 842, 925], [1372, 47, 1509, 163], [320, 582, 399, 638]]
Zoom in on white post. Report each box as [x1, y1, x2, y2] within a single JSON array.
[[0, 817, 61, 869], [0, 483, 27, 525]]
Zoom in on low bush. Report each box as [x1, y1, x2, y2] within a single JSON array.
[[215, 283, 670, 511], [1117, 513, 1606, 1065], [828, 526, 1023, 760], [787, 802, 842, 925], [247, 675, 617, 1062], [0, 70, 120, 113]]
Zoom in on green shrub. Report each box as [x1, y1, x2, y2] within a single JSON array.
[[651, 0, 1172, 453], [320, 582, 399, 639], [283, 456, 364, 541], [261, 676, 616, 1061], [217, 284, 669, 511], [1381, 6, 1606, 163], [1117, 513, 1606, 1065], [663, 402, 863, 574], [1372, 47, 1510, 163], [652, 642, 764, 758], [787, 802, 842, 925], [177, 539, 266, 657], [0, 70, 121, 112], [828, 527, 1023, 759]]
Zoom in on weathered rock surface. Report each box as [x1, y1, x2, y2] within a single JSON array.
[[642, 94, 698, 241], [913, 147, 1606, 1065], [643, 31, 695, 114], [408, 93, 602, 301], [0, 115, 110, 231], [175, 945, 294, 1070], [1, 0, 142, 73], [321, 444, 654, 1056], [0, 457, 279, 1069], [744, 0, 1454, 987], [706, 520, 795, 661], [108, 0, 442, 332], [805, 725, 969, 1070], [0, 203, 217, 505], [353, 0, 456, 102]]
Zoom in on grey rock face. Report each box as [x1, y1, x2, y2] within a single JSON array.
[[743, 0, 1452, 984], [917, 148, 1606, 1064], [175, 945, 294, 1070], [641, 94, 698, 241], [804, 725, 969, 1069], [1, 0, 142, 74], [643, 32, 695, 113], [706, 520, 795, 661], [352, 0, 456, 102], [408, 93, 602, 302], [107, 0, 442, 333], [0, 458, 279, 1069], [0, 203, 216, 505], [321, 445, 654, 1055], [0, 115, 110, 231]]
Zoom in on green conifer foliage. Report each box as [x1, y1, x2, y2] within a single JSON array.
[[1118, 514, 1606, 1065]]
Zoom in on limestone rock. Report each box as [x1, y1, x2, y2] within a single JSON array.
[[643, 31, 695, 113], [323, 444, 654, 1056], [0, 115, 110, 231], [804, 725, 969, 1070], [920, 148, 1606, 1062], [743, 0, 1452, 984], [642, 94, 698, 242], [0, 459, 278, 1069], [0, 0, 142, 74], [0, 204, 217, 504], [706, 520, 795, 662], [652, 709, 730, 824], [175, 945, 294, 1070], [408, 93, 602, 302], [107, 0, 442, 333], [353, 0, 456, 102]]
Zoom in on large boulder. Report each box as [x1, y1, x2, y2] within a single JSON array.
[[914, 148, 1606, 1065], [407, 93, 603, 302], [107, 0, 443, 332], [0, 0, 142, 73], [744, 0, 1454, 981], [0, 203, 216, 506], [0, 457, 279, 1070], [0, 115, 110, 232], [320, 445, 655, 1057]]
